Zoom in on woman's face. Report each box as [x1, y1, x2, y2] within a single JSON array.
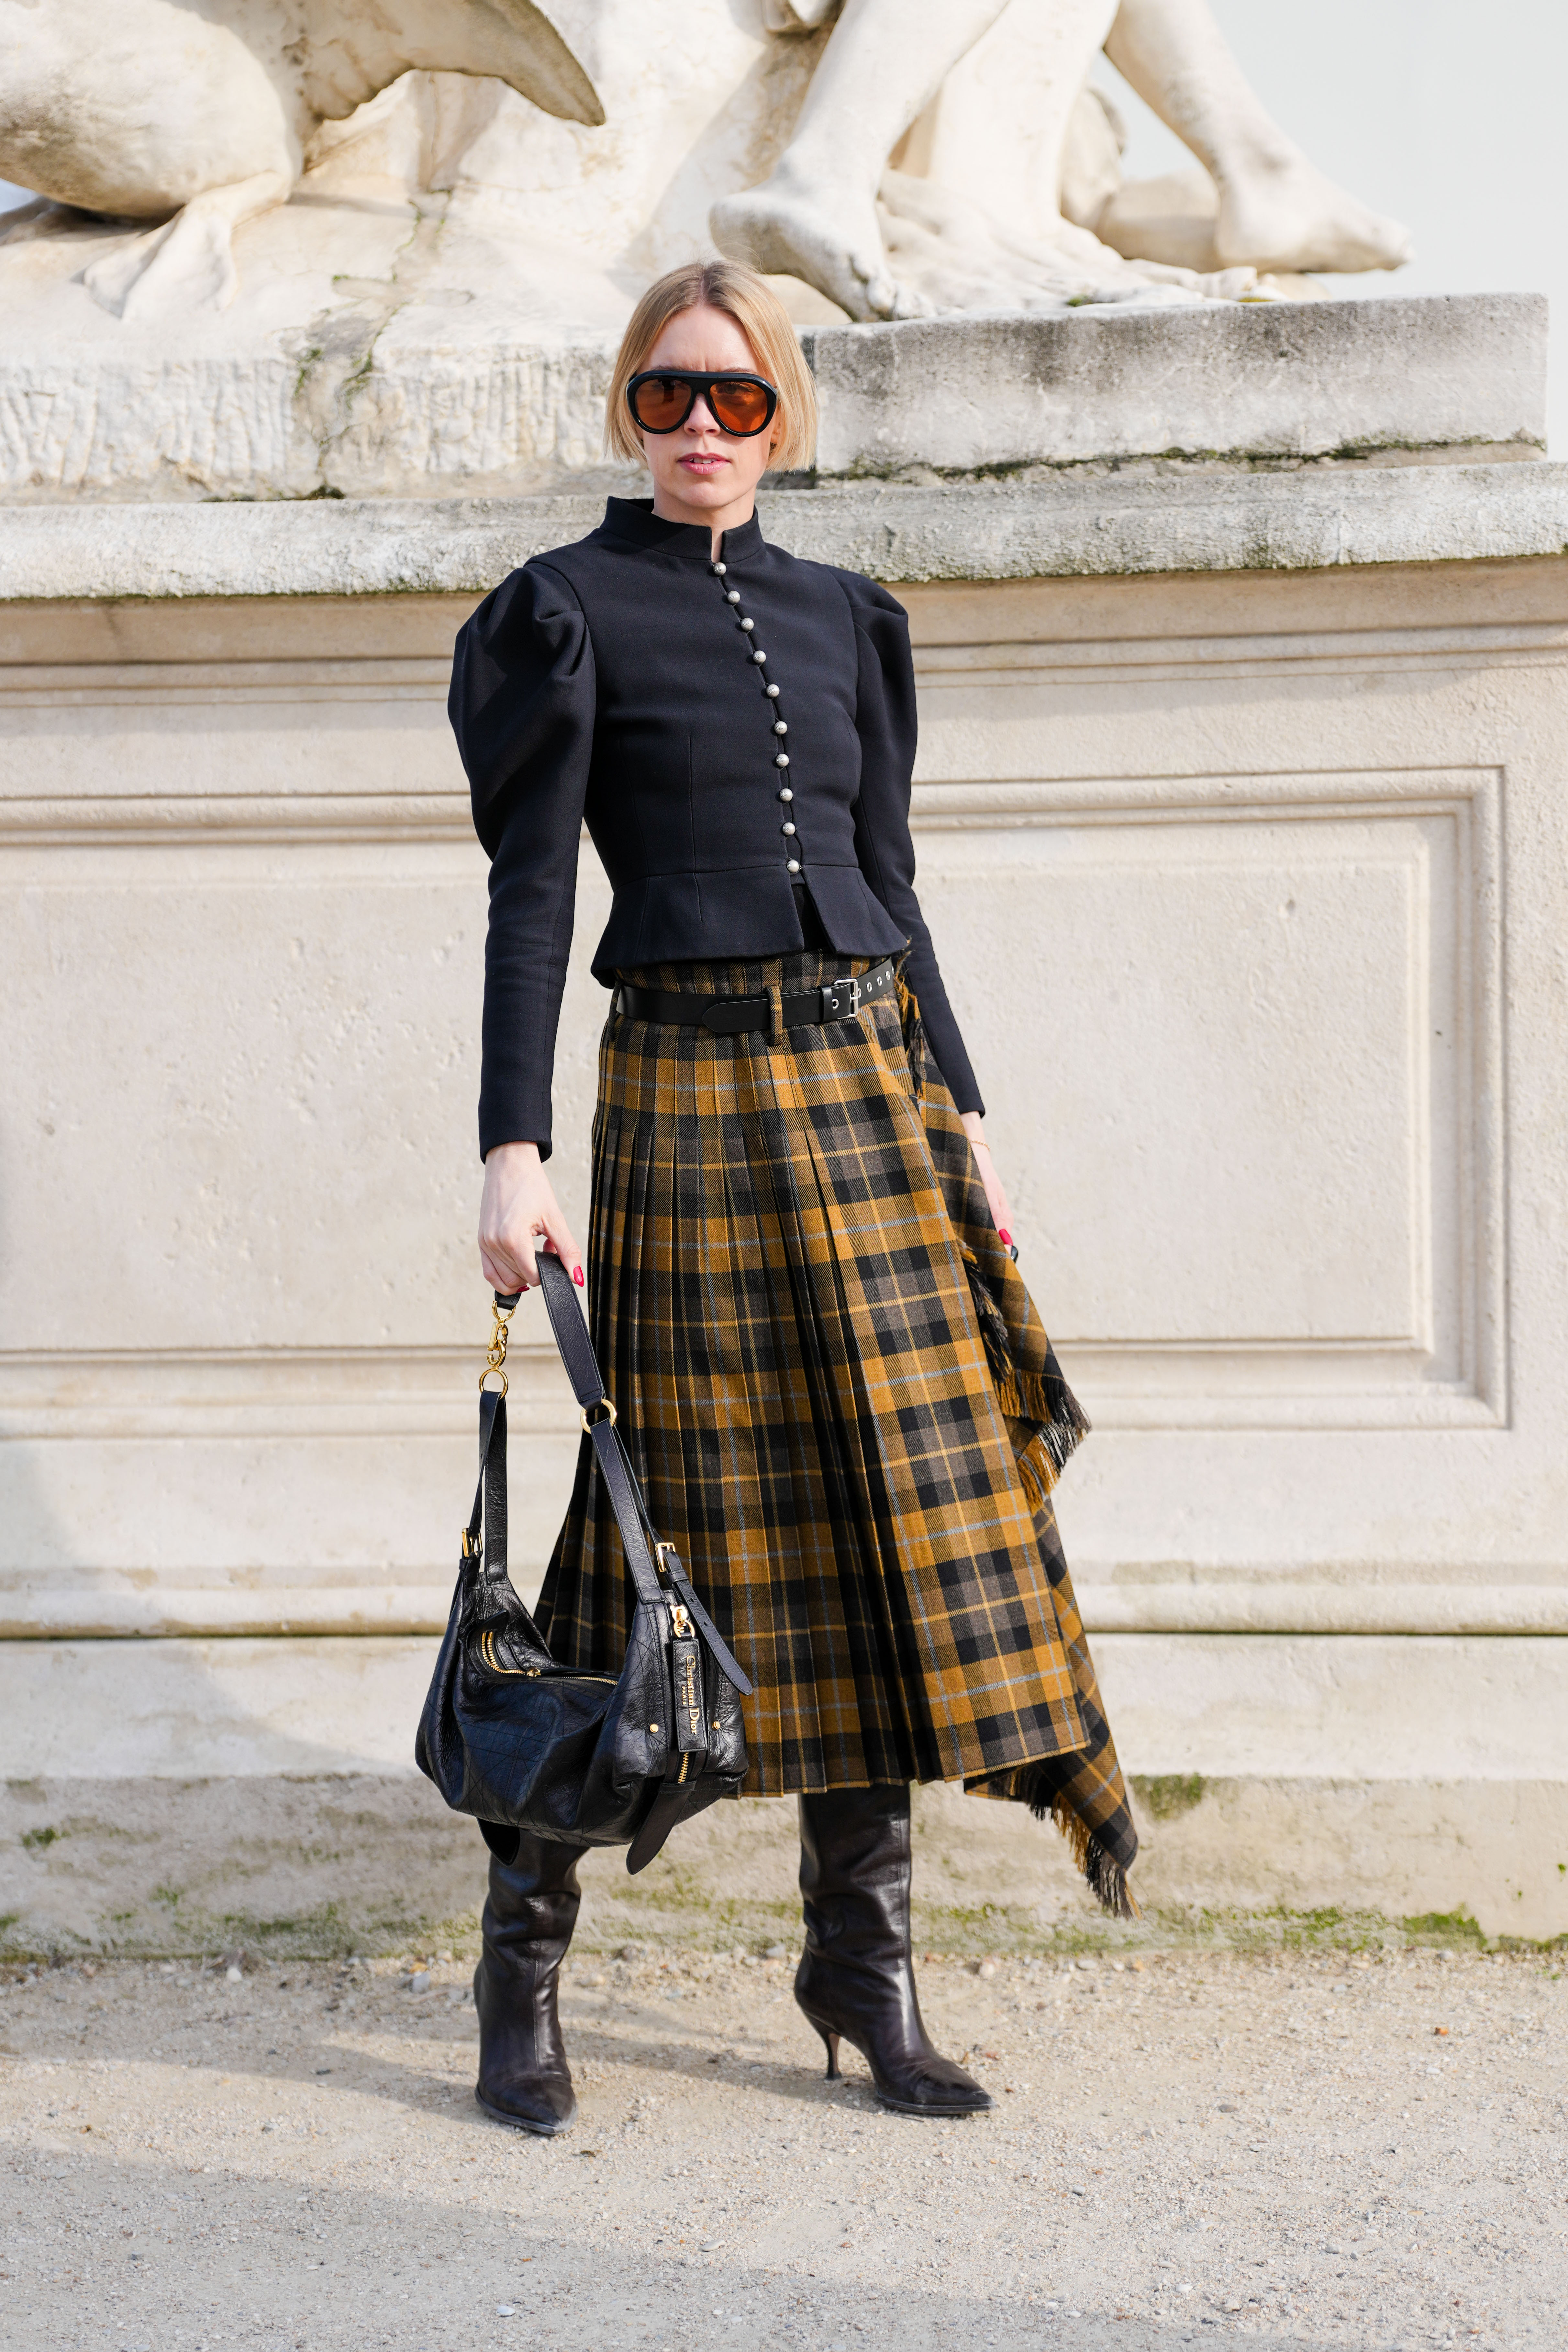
[[637, 302, 781, 529]]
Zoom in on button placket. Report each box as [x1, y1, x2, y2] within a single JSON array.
[[710, 556, 803, 882]]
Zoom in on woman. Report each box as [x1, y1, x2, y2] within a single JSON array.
[[449, 258, 1136, 2137]]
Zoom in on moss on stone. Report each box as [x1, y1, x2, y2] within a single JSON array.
[[1134, 1773, 1208, 1822]]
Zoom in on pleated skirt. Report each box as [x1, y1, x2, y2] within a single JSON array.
[[533, 947, 1137, 1909]]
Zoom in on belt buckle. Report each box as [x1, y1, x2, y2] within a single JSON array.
[[821, 975, 862, 1021]]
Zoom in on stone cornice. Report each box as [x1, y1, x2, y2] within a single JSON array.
[[3, 460, 1567, 602]]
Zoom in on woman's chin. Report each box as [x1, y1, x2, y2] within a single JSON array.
[[670, 472, 736, 503]]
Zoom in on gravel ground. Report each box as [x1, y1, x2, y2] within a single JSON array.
[[1, 1942, 1563, 2352]]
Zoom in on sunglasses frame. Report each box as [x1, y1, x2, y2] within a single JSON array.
[[626, 370, 780, 438]]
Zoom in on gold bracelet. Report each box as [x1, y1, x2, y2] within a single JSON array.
[[970, 1138, 993, 1155]]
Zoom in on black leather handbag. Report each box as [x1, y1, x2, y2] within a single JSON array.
[[416, 1252, 753, 1874]]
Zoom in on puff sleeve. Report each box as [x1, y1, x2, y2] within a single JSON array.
[[449, 561, 595, 1161], [841, 578, 984, 1115]]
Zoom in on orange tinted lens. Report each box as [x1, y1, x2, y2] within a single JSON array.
[[709, 380, 772, 435], [631, 377, 693, 432]]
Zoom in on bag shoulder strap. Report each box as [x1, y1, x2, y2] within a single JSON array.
[[514, 1258, 753, 1697]]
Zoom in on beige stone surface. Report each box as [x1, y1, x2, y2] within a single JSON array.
[[3, 496, 1566, 1940], [3, 1746, 1565, 1957], [0, 1943, 1563, 2350], [4, 464, 1565, 602], [0, 285, 1537, 501], [0, 0, 1409, 409], [803, 296, 1545, 475]]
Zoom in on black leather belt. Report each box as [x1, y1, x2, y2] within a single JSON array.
[[617, 956, 898, 1035]]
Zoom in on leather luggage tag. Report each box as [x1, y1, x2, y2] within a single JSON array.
[[669, 1622, 706, 1755]]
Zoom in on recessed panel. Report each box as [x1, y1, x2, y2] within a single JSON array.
[[922, 808, 1460, 1372]]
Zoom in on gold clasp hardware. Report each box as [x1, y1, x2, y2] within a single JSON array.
[[580, 1395, 617, 1432], [668, 1601, 693, 1639], [479, 1295, 515, 1395]]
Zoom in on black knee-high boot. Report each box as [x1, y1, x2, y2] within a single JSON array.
[[794, 1784, 993, 2118], [473, 1831, 587, 2135]]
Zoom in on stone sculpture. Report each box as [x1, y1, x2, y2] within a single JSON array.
[[716, 0, 1410, 318], [0, 0, 1413, 499], [1, 0, 1407, 327], [0, 0, 602, 316]]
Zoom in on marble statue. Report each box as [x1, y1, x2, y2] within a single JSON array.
[[0, 0, 1413, 498], [0, 0, 1408, 325], [0, 0, 602, 316], [716, 0, 1410, 319]]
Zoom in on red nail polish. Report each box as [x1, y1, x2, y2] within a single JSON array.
[[573, 1265, 585, 1287], [998, 1228, 1013, 1247]]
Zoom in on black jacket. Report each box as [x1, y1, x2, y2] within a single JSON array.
[[450, 497, 982, 1159]]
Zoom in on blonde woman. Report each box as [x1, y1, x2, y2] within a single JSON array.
[[449, 259, 1135, 2135]]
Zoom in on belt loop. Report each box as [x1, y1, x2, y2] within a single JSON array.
[[767, 981, 786, 1049]]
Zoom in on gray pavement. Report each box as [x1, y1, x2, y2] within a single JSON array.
[[1, 1941, 1562, 2352]]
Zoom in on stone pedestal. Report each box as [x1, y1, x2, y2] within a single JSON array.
[[3, 306, 1566, 1953]]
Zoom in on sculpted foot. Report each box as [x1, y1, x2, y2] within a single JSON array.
[[711, 168, 929, 323], [82, 169, 292, 319], [1214, 153, 1410, 275]]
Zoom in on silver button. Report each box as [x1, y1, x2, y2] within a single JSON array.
[[773, 720, 788, 735], [777, 787, 793, 802], [786, 859, 801, 874], [765, 682, 781, 698], [751, 650, 767, 664], [774, 753, 790, 768], [782, 822, 796, 836], [740, 617, 755, 633], [725, 588, 740, 604], [711, 561, 727, 576]]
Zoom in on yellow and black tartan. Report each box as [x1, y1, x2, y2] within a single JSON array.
[[533, 947, 1137, 1914]]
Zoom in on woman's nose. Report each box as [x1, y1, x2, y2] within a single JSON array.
[[685, 394, 722, 435]]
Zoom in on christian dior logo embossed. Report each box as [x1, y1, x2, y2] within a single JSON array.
[[679, 1648, 701, 1740]]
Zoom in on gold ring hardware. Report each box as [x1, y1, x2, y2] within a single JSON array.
[[481, 1294, 515, 1393], [580, 1395, 617, 1432], [668, 1602, 693, 1639]]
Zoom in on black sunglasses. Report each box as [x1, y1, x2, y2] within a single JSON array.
[[626, 370, 779, 438]]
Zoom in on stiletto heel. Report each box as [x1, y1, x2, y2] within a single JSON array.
[[821, 2028, 841, 2079]]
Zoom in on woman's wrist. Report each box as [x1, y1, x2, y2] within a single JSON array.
[[485, 1139, 542, 1165]]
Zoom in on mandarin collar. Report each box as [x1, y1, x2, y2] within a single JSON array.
[[598, 496, 765, 564]]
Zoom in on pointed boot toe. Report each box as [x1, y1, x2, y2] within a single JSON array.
[[867, 2043, 994, 2118]]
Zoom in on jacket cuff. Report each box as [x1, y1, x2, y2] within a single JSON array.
[[478, 1101, 553, 1164]]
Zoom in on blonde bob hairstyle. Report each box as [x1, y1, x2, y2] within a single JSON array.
[[604, 260, 817, 473]]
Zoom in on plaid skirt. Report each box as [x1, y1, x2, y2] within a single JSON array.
[[534, 947, 1137, 1914]]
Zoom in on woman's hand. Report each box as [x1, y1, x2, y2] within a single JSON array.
[[478, 1141, 584, 1295], [960, 1112, 1015, 1253]]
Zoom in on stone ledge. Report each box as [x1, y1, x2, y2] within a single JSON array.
[[804, 295, 1548, 475], [3, 1773, 1564, 1953], [3, 461, 1568, 603], [0, 290, 1544, 502]]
